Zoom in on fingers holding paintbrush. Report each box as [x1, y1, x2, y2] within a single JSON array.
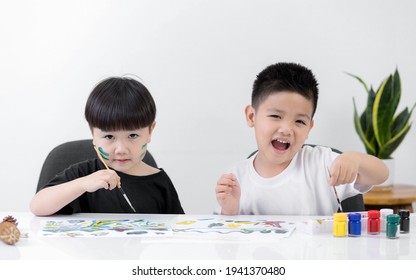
[[328, 153, 359, 186], [93, 146, 122, 186], [326, 167, 343, 213], [93, 146, 136, 212]]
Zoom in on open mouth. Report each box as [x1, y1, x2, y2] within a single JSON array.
[[272, 139, 290, 151]]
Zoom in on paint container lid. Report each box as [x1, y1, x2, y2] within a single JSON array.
[[380, 208, 394, 218], [387, 214, 400, 223], [348, 213, 361, 221], [368, 210, 380, 219], [334, 213, 347, 221], [398, 209, 410, 218]]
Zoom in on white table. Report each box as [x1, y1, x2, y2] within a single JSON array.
[[1, 212, 415, 260]]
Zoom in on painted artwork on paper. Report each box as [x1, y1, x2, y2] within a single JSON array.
[[173, 218, 296, 238], [40, 219, 171, 237]]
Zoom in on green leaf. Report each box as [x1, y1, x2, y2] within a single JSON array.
[[353, 98, 376, 155], [373, 75, 397, 146], [390, 70, 402, 123], [391, 108, 410, 136], [346, 72, 370, 93], [349, 69, 413, 159], [378, 123, 411, 159], [364, 87, 376, 137]]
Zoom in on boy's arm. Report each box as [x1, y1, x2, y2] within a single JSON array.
[[30, 170, 120, 216], [215, 173, 241, 215], [329, 152, 389, 187]]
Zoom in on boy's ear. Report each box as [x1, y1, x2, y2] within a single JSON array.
[[305, 120, 314, 140], [91, 128, 96, 146], [147, 121, 156, 142], [245, 105, 255, 127]]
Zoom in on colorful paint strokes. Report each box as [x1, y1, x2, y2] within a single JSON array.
[[40, 219, 171, 237], [173, 218, 296, 238]]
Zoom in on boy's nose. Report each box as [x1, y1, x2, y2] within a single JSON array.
[[278, 123, 292, 136], [114, 141, 129, 154]]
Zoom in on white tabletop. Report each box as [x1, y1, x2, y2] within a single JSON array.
[[1, 212, 415, 260]]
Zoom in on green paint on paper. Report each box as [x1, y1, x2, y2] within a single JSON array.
[[98, 147, 109, 160]]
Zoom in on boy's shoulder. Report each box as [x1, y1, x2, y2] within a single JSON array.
[[66, 158, 101, 173], [298, 144, 339, 166], [301, 144, 338, 155]]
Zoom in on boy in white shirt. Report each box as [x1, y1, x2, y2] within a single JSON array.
[[215, 62, 388, 216]]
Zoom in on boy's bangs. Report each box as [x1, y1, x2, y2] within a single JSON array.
[[90, 101, 154, 131]]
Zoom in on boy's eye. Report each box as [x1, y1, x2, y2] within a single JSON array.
[[104, 135, 114, 140], [128, 134, 139, 139], [268, 115, 281, 119], [296, 120, 306, 125]]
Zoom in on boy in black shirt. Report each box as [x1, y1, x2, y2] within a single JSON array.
[[30, 77, 184, 215]]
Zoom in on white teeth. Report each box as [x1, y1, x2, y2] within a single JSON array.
[[274, 139, 289, 143]]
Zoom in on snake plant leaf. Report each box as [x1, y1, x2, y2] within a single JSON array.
[[346, 72, 370, 93], [391, 106, 414, 136], [364, 86, 376, 137], [373, 74, 400, 147], [353, 98, 376, 155], [392, 69, 402, 111], [350, 68, 413, 159], [378, 124, 411, 159]]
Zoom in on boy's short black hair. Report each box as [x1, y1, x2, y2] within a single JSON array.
[[252, 62, 319, 117], [85, 77, 156, 131]]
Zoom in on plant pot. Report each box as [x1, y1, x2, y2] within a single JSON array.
[[371, 158, 394, 192]]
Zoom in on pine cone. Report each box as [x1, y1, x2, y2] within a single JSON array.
[[0, 221, 21, 245], [2, 215, 18, 226]]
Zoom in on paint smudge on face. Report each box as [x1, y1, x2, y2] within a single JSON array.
[[98, 147, 109, 160], [139, 143, 147, 159]]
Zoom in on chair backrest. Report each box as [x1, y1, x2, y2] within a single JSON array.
[[247, 143, 365, 212], [36, 139, 157, 192]]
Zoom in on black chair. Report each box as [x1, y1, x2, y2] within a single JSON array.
[[36, 139, 157, 193], [247, 144, 365, 212]]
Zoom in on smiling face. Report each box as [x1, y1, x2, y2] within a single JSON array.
[[245, 91, 314, 177], [92, 123, 155, 175]]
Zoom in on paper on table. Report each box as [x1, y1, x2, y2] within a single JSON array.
[[173, 217, 296, 238], [39, 219, 172, 237]]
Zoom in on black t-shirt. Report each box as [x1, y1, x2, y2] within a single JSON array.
[[39, 159, 184, 214]]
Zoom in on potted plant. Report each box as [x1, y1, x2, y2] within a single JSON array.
[[348, 69, 415, 189]]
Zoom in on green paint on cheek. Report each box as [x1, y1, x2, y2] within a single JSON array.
[[139, 143, 147, 159], [98, 147, 109, 160]]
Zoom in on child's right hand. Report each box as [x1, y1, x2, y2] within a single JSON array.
[[79, 170, 121, 192], [215, 173, 240, 215]]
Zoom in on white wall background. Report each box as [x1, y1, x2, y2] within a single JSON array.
[[1, 0, 415, 214]]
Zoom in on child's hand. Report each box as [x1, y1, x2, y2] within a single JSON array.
[[215, 173, 240, 215], [79, 170, 121, 192], [328, 153, 359, 186]]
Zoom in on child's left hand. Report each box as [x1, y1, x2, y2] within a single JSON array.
[[328, 152, 359, 186]]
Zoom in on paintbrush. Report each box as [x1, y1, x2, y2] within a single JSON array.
[[93, 146, 137, 213], [326, 167, 343, 213]]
